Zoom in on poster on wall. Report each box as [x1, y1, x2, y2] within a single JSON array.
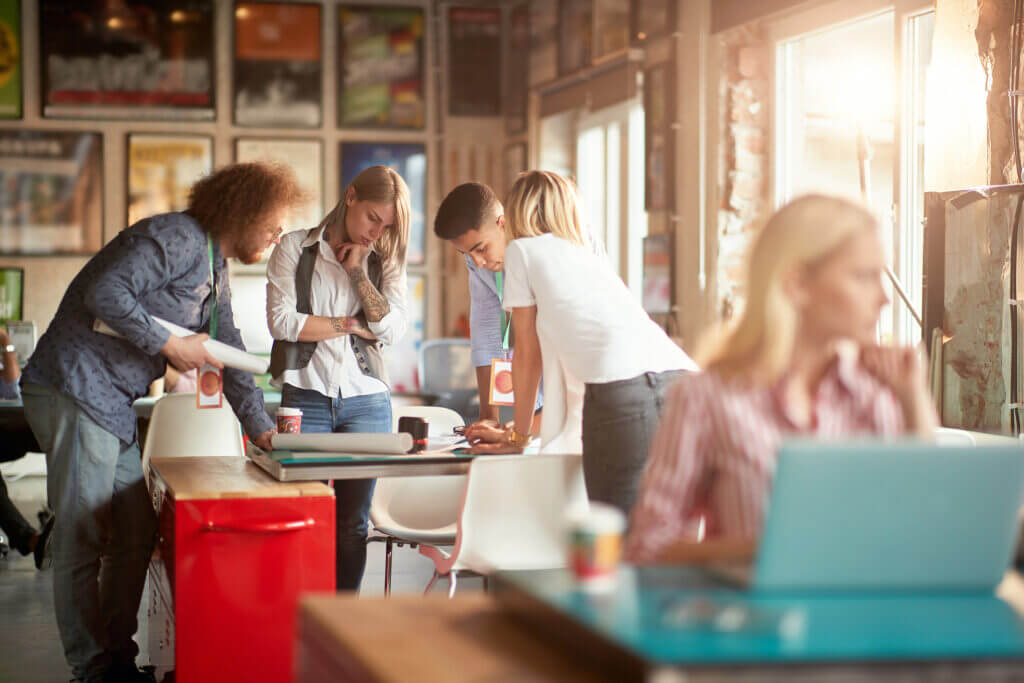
[[127, 134, 212, 227], [235, 138, 324, 234], [631, 0, 675, 45], [234, 2, 321, 127], [0, 130, 103, 255], [644, 62, 674, 212], [594, 0, 629, 59], [338, 5, 425, 129], [506, 3, 528, 134], [448, 7, 501, 117], [40, 1, 214, 120], [0, 0, 21, 119], [340, 142, 426, 265], [642, 233, 672, 314], [557, 0, 592, 75], [385, 272, 425, 393]]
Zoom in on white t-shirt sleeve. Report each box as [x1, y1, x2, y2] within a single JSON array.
[[501, 240, 535, 310]]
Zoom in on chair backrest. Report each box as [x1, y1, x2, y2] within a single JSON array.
[[934, 427, 977, 447], [451, 453, 588, 573], [141, 393, 245, 477], [418, 338, 475, 395]]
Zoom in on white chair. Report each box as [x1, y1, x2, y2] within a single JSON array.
[[141, 393, 245, 479], [934, 427, 977, 447], [420, 453, 588, 598], [367, 405, 467, 595]]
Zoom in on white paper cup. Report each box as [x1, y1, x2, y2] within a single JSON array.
[[568, 502, 626, 591]]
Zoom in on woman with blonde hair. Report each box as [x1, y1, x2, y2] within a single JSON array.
[[466, 170, 698, 516], [625, 194, 937, 564], [267, 165, 409, 591]]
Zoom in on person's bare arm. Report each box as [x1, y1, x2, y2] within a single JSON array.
[[475, 365, 501, 424], [0, 329, 17, 384], [297, 315, 377, 342], [641, 538, 758, 566]]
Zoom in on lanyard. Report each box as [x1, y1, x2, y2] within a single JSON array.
[[495, 271, 510, 353], [206, 234, 218, 341]]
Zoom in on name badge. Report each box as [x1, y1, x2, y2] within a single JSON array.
[[196, 363, 223, 409], [489, 358, 514, 406]]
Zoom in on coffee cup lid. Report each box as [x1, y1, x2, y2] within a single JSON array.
[[571, 501, 626, 534], [276, 407, 302, 416]]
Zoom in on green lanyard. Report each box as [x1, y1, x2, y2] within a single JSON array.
[[495, 271, 510, 353], [206, 234, 219, 341]]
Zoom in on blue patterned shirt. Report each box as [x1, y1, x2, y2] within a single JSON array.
[[22, 212, 274, 444]]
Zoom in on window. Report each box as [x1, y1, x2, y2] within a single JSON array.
[[774, 1, 934, 344]]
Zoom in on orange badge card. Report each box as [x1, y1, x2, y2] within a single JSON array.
[[489, 358, 514, 406], [196, 363, 223, 409]]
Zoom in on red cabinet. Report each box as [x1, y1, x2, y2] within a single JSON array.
[[148, 457, 335, 683]]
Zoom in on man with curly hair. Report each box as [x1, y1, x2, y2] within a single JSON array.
[[20, 162, 308, 683]]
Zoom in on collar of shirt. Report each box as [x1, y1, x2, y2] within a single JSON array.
[[769, 352, 862, 430]]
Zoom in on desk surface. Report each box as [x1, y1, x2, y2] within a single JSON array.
[[151, 456, 333, 500], [298, 594, 610, 683]]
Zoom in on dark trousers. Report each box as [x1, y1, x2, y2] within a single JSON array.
[[280, 384, 392, 592], [581, 370, 685, 517], [0, 415, 41, 554]]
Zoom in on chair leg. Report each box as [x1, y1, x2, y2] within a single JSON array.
[[384, 537, 393, 597], [424, 570, 439, 595], [447, 571, 458, 599]]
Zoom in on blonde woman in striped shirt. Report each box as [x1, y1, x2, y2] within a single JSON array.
[[626, 194, 937, 565]]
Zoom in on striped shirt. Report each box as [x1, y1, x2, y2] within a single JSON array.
[[625, 354, 906, 563]]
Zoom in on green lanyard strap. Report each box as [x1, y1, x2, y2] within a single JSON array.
[[495, 271, 510, 353], [207, 234, 219, 342]]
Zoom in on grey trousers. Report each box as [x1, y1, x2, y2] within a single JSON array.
[[581, 370, 685, 517], [21, 383, 156, 682]]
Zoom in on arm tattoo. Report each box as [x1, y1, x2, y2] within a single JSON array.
[[329, 316, 376, 340], [345, 265, 391, 323]]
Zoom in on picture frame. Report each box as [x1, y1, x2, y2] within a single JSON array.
[[0, 0, 21, 119], [235, 137, 324, 235], [642, 233, 672, 314], [630, 0, 675, 46], [40, 1, 215, 120], [337, 5, 425, 129], [0, 130, 103, 256], [127, 133, 213, 228], [594, 0, 629, 60], [386, 271, 426, 393], [339, 142, 427, 266], [505, 3, 529, 134], [448, 7, 501, 117], [644, 61, 675, 212], [557, 0, 592, 76], [233, 2, 322, 128]]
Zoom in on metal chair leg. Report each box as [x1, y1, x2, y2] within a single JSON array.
[[424, 570, 439, 595], [447, 571, 458, 599], [384, 537, 393, 597]]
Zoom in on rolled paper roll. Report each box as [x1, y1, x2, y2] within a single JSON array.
[[271, 432, 413, 455]]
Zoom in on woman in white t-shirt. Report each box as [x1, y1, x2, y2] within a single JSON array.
[[466, 170, 698, 515]]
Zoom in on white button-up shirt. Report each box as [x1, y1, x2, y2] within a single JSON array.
[[266, 224, 408, 398]]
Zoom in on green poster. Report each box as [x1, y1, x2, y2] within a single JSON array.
[[0, 1, 20, 119]]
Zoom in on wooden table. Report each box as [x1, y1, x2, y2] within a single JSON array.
[[296, 594, 612, 683]]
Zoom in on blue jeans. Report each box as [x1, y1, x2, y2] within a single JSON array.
[[21, 382, 156, 682], [281, 384, 391, 591]]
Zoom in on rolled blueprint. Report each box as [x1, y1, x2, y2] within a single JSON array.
[[272, 432, 413, 455], [93, 317, 271, 375]]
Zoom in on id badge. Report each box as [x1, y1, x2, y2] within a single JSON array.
[[489, 358, 514, 406], [196, 363, 223, 409]]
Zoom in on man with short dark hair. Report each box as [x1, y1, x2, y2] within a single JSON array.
[[20, 162, 305, 683]]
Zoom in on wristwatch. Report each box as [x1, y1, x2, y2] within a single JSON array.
[[2, 344, 14, 354], [505, 428, 531, 448]]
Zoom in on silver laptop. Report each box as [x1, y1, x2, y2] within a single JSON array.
[[713, 441, 1024, 592]]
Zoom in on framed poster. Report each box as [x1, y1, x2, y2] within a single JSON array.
[[338, 5, 425, 129], [506, 3, 529, 134], [448, 7, 501, 117], [234, 2, 321, 127], [503, 142, 527, 194], [644, 61, 674, 212], [40, 1, 214, 120], [340, 142, 426, 265], [235, 138, 324, 234], [631, 0, 675, 45], [127, 134, 212, 227], [0, 130, 103, 256], [0, 0, 21, 119], [594, 0, 629, 59], [385, 271, 425, 393], [642, 233, 672, 314], [557, 0, 592, 76], [0, 266, 22, 321]]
